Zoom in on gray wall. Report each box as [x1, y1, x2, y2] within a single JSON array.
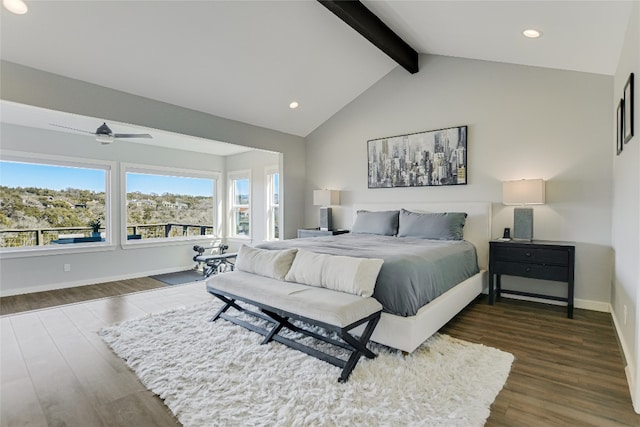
[[0, 61, 306, 238], [0, 123, 226, 294], [611, 1, 640, 412], [0, 61, 306, 295], [305, 54, 613, 311]]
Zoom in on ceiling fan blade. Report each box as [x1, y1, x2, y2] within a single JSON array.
[[50, 123, 96, 135], [113, 133, 153, 139]]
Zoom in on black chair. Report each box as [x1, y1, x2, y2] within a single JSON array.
[[193, 244, 237, 278]]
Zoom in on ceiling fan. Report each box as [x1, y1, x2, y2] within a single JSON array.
[[50, 122, 153, 144]]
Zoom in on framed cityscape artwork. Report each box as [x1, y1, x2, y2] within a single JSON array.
[[623, 72, 634, 144], [367, 125, 467, 188], [617, 98, 623, 156]]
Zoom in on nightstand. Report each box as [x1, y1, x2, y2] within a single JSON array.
[[489, 240, 575, 318], [297, 228, 349, 238]]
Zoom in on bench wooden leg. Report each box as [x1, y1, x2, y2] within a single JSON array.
[[207, 290, 381, 382], [260, 309, 303, 345], [338, 315, 380, 382], [340, 315, 379, 360], [261, 319, 285, 345], [209, 295, 242, 322]]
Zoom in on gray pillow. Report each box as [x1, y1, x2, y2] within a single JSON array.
[[397, 209, 467, 240], [351, 210, 399, 236]]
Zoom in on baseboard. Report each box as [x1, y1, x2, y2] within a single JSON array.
[[610, 304, 639, 414], [497, 293, 610, 312], [575, 298, 610, 313], [0, 265, 194, 297]]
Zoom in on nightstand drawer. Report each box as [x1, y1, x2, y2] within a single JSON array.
[[494, 261, 569, 282], [493, 246, 569, 265], [489, 240, 575, 318]]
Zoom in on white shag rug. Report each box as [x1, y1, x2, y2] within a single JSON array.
[[100, 301, 514, 427]]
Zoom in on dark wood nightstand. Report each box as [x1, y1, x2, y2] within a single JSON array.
[[489, 240, 575, 318], [297, 228, 349, 238]]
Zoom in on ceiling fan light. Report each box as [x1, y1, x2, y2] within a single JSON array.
[[3, 0, 28, 14], [96, 134, 114, 145]]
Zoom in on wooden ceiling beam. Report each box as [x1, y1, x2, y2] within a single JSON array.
[[318, 0, 419, 74]]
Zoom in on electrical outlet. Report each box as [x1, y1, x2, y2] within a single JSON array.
[[64, 263, 71, 272], [624, 305, 627, 325]]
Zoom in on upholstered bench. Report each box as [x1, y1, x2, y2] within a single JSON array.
[[206, 245, 384, 382]]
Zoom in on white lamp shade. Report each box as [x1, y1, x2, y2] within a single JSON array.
[[503, 179, 545, 205], [313, 189, 340, 206]]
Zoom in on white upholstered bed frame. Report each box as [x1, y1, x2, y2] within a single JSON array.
[[351, 201, 491, 353]]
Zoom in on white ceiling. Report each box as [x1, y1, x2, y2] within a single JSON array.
[[0, 0, 634, 148], [0, 100, 255, 156]]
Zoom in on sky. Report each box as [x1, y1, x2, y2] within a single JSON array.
[[0, 161, 214, 197]]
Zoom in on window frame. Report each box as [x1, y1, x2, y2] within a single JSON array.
[[227, 169, 251, 239], [265, 166, 280, 241], [0, 150, 115, 258], [121, 163, 221, 248]]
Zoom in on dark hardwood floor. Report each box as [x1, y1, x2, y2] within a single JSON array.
[[441, 297, 639, 426], [0, 277, 166, 316], [1, 279, 638, 426]]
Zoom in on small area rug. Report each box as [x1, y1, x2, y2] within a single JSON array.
[[100, 301, 514, 427], [150, 269, 204, 286]]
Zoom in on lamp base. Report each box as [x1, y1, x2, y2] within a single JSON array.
[[319, 207, 332, 231], [513, 207, 533, 241]]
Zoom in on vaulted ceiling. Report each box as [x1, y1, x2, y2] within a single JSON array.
[[0, 1, 634, 140]]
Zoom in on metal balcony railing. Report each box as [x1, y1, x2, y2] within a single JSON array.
[[0, 223, 215, 248]]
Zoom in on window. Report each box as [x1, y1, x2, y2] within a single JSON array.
[[228, 170, 250, 237], [0, 156, 110, 249], [266, 167, 279, 240], [124, 165, 218, 242]]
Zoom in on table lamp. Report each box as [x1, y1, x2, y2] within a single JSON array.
[[313, 189, 340, 231], [502, 179, 545, 241]]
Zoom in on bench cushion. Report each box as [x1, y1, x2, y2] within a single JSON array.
[[284, 249, 383, 297], [206, 271, 382, 328], [235, 245, 297, 280]]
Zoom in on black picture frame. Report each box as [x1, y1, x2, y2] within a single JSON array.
[[623, 73, 634, 144], [617, 98, 624, 156], [367, 125, 467, 188]]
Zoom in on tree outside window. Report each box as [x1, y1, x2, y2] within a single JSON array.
[[124, 167, 217, 241], [0, 159, 109, 248]]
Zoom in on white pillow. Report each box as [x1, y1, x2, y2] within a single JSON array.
[[235, 245, 298, 280], [284, 249, 384, 297]]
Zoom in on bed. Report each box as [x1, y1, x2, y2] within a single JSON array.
[[258, 202, 491, 353]]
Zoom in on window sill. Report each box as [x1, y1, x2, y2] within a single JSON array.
[[0, 242, 116, 259], [121, 235, 222, 250]]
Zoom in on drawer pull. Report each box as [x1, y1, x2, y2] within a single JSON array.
[[525, 267, 531, 272], [525, 252, 532, 257]]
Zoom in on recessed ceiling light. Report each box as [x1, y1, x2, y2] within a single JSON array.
[[2, 0, 28, 14], [289, 101, 299, 109], [523, 29, 542, 39]]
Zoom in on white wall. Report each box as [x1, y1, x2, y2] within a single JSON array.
[[305, 54, 613, 310], [612, 1, 640, 413]]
